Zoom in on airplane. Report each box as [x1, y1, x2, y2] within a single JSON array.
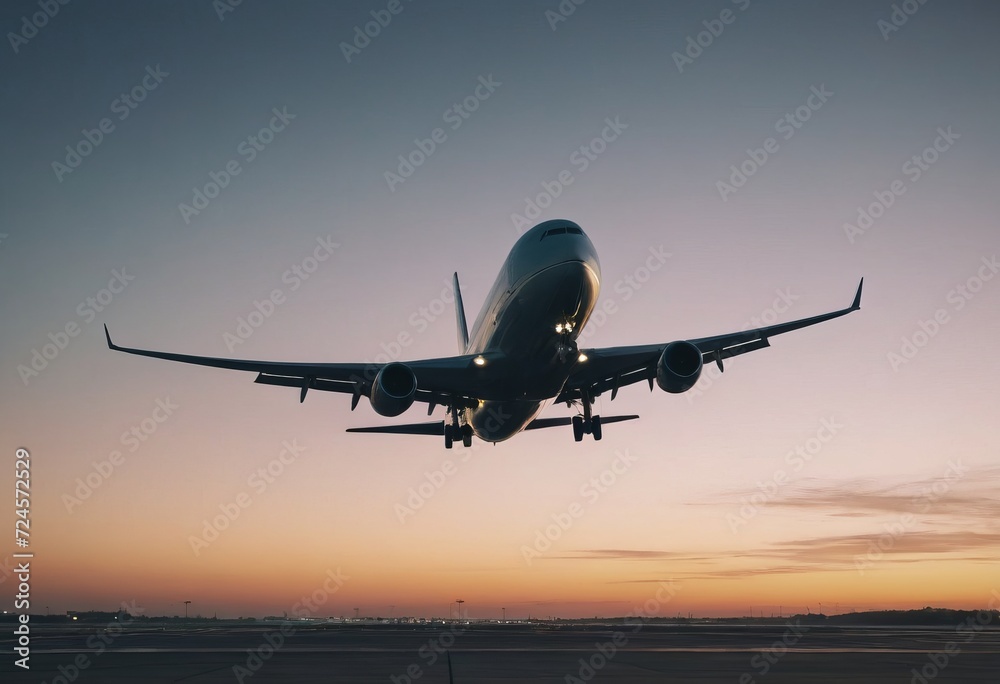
[[105, 219, 862, 448]]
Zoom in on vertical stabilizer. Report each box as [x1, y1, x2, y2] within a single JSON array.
[[453, 272, 469, 354]]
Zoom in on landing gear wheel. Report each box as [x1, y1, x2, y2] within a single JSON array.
[[444, 425, 454, 450], [462, 424, 473, 448], [572, 415, 585, 442], [591, 415, 602, 441]]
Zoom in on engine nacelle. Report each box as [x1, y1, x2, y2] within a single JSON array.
[[656, 341, 703, 394], [369, 363, 417, 416]]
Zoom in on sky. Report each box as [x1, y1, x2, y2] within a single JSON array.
[[1, 0, 999, 620]]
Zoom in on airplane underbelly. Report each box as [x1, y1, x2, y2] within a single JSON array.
[[466, 400, 545, 442]]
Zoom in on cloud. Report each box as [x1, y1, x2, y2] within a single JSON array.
[[547, 467, 1000, 582], [565, 531, 1000, 582], [707, 464, 1000, 523], [551, 549, 697, 561]]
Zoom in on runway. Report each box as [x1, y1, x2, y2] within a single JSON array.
[[4, 622, 1000, 683]]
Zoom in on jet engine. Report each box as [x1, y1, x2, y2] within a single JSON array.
[[655, 341, 703, 393], [369, 363, 417, 416]]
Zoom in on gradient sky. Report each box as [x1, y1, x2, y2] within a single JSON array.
[[2, 1, 999, 620]]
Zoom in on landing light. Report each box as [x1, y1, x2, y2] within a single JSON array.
[[473, 356, 486, 366], [578, 352, 589, 362]]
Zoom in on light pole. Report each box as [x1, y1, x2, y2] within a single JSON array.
[[184, 601, 191, 619], [455, 599, 465, 620]]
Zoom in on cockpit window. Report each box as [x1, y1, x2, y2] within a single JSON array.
[[540, 226, 581, 240]]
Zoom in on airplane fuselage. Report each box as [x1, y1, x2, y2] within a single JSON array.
[[462, 220, 600, 441]]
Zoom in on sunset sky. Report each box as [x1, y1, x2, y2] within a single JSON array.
[[2, 1, 999, 620]]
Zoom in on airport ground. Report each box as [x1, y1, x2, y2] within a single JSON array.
[[3, 621, 1000, 683]]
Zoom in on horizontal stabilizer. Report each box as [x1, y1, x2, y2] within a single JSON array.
[[347, 414, 640, 436], [524, 414, 639, 431], [347, 421, 445, 436]]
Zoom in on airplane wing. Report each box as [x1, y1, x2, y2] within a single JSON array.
[[558, 279, 862, 402], [103, 325, 494, 409]]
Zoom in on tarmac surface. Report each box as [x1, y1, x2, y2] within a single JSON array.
[[4, 622, 1000, 683]]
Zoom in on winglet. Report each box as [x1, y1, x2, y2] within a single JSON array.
[[104, 324, 117, 350], [851, 277, 864, 311], [453, 272, 469, 354]]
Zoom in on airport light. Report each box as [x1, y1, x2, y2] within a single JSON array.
[[473, 355, 486, 366], [577, 352, 588, 362]]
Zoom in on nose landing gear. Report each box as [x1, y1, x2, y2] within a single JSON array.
[[554, 319, 579, 363]]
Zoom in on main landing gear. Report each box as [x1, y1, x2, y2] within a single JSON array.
[[444, 406, 473, 449], [572, 392, 602, 442]]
